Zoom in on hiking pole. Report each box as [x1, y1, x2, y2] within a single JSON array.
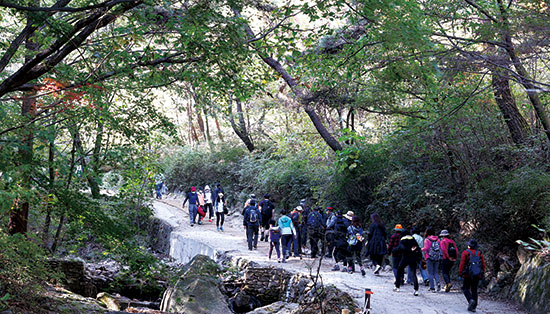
[[363, 288, 373, 314]]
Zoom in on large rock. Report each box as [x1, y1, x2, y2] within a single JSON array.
[[160, 255, 229, 314], [510, 254, 550, 314], [248, 301, 299, 314], [148, 217, 173, 255], [242, 267, 293, 304]]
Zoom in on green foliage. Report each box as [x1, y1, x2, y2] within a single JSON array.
[[516, 225, 550, 260]]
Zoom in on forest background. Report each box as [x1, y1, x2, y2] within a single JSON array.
[[0, 0, 549, 310]]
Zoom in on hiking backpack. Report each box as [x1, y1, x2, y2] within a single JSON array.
[[428, 239, 443, 260], [448, 243, 457, 259], [467, 249, 483, 277], [308, 212, 322, 229], [248, 208, 259, 224]]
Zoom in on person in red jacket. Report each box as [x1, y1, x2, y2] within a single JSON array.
[[458, 239, 486, 312], [440, 229, 459, 292]]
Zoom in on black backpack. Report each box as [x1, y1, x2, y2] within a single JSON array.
[[248, 208, 259, 224], [448, 243, 457, 259], [467, 249, 483, 277], [308, 212, 322, 229]]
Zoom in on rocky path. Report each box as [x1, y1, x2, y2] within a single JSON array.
[[153, 198, 525, 314]]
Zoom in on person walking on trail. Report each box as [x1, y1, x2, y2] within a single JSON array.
[[388, 224, 405, 284], [290, 206, 303, 258], [409, 227, 429, 286], [182, 186, 199, 227], [196, 186, 206, 225], [392, 229, 422, 295], [203, 185, 214, 223], [243, 193, 256, 215], [154, 173, 165, 199], [214, 183, 225, 200], [307, 206, 325, 258], [324, 207, 337, 258], [259, 194, 274, 242], [440, 229, 459, 292], [346, 216, 366, 276], [331, 211, 352, 271], [278, 209, 296, 263], [243, 200, 261, 250], [365, 212, 387, 275], [299, 199, 310, 251], [215, 192, 226, 232], [459, 239, 486, 312], [268, 219, 281, 262], [423, 227, 443, 292]]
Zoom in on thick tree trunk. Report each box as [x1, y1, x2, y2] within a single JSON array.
[[203, 108, 212, 143], [228, 95, 255, 152], [491, 70, 530, 144]]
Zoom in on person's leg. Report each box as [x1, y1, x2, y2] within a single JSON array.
[[409, 261, 419, 291], [275, 241, 281, 259], [253, 226, 259, 248], [310, 233, 318, 258], [396, 262, 406, 288], [246, 226, 253, 250], [355, 249, 363, 271], [427, 259, 435, 289], [293, 234, 300, 257], [215, 212, 220, 228], [434, 260, 441, 289], [392, 256, 400, 283], [407, 265, 413, 284], [462, 277, 473, 303], [269, 242, 274, 258], [471, 277, 479, 308], [419, 261, 429, 281], [220, 213, 225, 229], [441, 259, 450, 285]]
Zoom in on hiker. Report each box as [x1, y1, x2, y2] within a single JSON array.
[[243, 193, 256, 214], [422, 227, 443, 292], [388, 224, 405, 284], [459, 239, 486, 312], [290, 206, 303, 258], [325, 207, 337, 258], [299, 199, 310, 250], [346, 216, 366, 276], [393, 229, 422, 295], [307, 206, 325, 258], [409, 227, 429, 286], [268, 219, 281, 262], [278, 209, 297, 263], [243, 200, 261, 250], [214, 183, 225, 200], [331, 211, 352, 271], [214, 192, 226, 232], [365, 212, 387, 275], [196, 186, 206, 225], [440, 229, 459, 292], [182, 186, 199, 226], [154, 173, 164, 199], [259, 194, 274, 242], [203, 185, 214, 223]]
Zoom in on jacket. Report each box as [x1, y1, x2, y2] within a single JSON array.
[[388, 232, 402, 257], [269, 226, 281, 242], [182, 191, 199, 206], [278, 215, 296, 236], [458, 249, 486, 279], [396, 235, 422, 265], [441, 237, 458, 261], [366, 223, 387, 256], [243, 206, 260, 227], [422, 235, 442, 260]]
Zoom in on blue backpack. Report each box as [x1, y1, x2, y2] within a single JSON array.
[[467, 249, 483, 277], [308, 212, 322, 229]]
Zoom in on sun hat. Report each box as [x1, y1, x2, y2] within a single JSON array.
[[344, 211, 354, 220], [296, 206, 303, 211], [300, 199, 306, 205], [440, 230, 450, 237], [394, 224, 404, 231]]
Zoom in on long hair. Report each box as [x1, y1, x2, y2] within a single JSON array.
[[371, 212, 382, 226]]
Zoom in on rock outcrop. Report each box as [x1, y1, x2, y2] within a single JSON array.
[[510, 253, 550, 314], [160, 254, 229, 314]]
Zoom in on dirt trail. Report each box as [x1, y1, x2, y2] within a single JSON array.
[[153, 198, 525, 314]]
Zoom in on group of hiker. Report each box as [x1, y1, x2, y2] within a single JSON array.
[[239, 198, 486, 313], [182, 184, 227, 230]]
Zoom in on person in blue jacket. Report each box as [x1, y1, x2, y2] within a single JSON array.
[[278, 209, 297, 263], [243, 200, 261, 250], [182, 186, 199, 226]]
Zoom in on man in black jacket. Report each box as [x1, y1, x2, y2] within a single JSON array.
[[393, 230, 422, 295]]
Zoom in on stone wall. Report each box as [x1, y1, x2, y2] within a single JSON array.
[[47, 259, 97, 298], [147, 216, 173, 255], [510, 254, 550, 314]]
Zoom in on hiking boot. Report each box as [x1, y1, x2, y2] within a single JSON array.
[[373, 265, 381, 275], [260, 236, 264, 241], [424, 279, 429, 286], [361, 268, 366, 277], [220, 226, 223, 231], [278, 258, 281, 263], [413, 290, 419, 296], [445, 283, 452, 292], [437, 284, 441, 292], [348, 267, 353, 274], [467, 300, 476, 312], [216, 227, 220, 232], [191, 223, 194, 227], [331, 265, 340, 271], [198, 221, 202, 225], [393, 287, 400, 292]]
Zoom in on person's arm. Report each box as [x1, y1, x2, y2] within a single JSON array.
[[243, 209, 248, 227], [458, 250, 469, 277], [182, 193, 189, 206], [290, 221, 296, 237]]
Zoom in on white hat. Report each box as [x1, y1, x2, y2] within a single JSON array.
[[344, 211, 354, 220]]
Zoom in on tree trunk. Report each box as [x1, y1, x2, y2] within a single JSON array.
[[203, 108, 212, 143], [491, 69, 530, 144], [228, 95, 255, 152], [71, 126, 100, 198], [42, 136, 56, 248]]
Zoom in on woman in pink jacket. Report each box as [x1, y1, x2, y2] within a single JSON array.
[[440, 230, 459, 292], [422, 227, 443, 292]]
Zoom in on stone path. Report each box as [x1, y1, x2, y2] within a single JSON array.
[[153, 198, 526, 314]]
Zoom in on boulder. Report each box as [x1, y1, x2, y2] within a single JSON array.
[[241, 267, 293, 304], [229, 291, 262, 313], [510, 254, 550, 314], [97, 292, 121, 311], [248, 301, 299, 314], [160, 255, 229, 314]]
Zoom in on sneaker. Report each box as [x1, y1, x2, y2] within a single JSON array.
[[191, 223, 194, 227], [216, 227, 220, 232], [198, 221, 202, 225], [393, 287, 400, 292], [260, 236, 264, 241], [467, 300, 476, 312], [373, 265, 381, 275], [278, 258, 281, 263], [220, 226, 223, 231], [413, 290, 419, 296], [282, 259, 287, 263], [437, 284, 441, 292], [348, 267, 353, 274], [253, 246, 257, 250], [341, 267, 348, 272], [429, 288, 436, 293], [361, 269, 366, 276], [445, 283, 452, 293], [331, 265, 340, 271], [424, 279, 429, 286]]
